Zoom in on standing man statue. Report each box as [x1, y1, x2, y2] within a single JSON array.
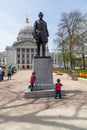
[[33, 12, 49, 56]]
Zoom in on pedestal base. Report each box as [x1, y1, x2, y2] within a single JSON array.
[[25, 89, 55, 98], [24, 89, 65, 98]]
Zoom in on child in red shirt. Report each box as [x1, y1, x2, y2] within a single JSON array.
[[54, 79, 63, 99], [29, 72, 36, 91]]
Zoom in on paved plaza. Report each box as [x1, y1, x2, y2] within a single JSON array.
[[0, 70, 87, 130]]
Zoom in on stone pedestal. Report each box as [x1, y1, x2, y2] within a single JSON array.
[[33, 56, 54, 90], [24, 56, 55, 98]]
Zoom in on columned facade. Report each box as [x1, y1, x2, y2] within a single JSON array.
[[15, 47, 37, 68]]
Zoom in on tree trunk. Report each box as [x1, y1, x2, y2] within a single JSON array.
[[82, 45, 85, 69]]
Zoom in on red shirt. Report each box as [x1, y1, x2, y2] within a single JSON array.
[[30, 75, 35, 83], [55, 83, 61, 90]]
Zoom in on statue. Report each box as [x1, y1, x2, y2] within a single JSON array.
[[33, 12, 49, 56]]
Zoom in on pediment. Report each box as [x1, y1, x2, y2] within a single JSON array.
[[13, 40, 36, 47]]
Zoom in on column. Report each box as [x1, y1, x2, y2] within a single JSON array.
[[25, 49, 27, 65], [29, 49, 31, 65], [14, 49, 16, 65], [34, 48, 36, 56], [40, 45, 42, 56]]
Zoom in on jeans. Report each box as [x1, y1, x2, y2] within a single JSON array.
[[55, 90, 61, 99], [30, 83, 34, 91], [0, 74, 2, 81]]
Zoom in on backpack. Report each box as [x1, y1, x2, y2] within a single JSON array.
[[55, 83, 61, 90]]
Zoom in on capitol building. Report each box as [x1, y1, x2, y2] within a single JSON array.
[[6, 17, 52, 69], [0, 17, 59, 69]]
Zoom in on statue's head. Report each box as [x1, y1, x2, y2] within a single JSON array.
[[38, 12, 44, 18]]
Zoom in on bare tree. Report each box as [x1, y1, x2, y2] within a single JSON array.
[[58, 10, 87, 69], [55, 28, 69, 69], [77, 31, 87, 69]]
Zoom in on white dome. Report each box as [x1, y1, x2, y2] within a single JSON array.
[[20, 23, 33, 31], [17, 17, 34, 42], [19, 17, 33, 32]]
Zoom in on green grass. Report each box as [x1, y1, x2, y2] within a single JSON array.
[[53, 68, 87, 73], [74, 69, 87, 73]]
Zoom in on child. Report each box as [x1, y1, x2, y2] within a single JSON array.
[[29, 72, 36, 91], [54, 79, 63, 99], [7, 67, 12, 80]]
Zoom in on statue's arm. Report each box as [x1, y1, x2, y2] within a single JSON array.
[[45, 22, 49, 37]]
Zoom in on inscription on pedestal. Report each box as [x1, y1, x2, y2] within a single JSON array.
[[33, 56, 54, 90]]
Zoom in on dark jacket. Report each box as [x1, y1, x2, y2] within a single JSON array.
[[33, 19, 49, 43]]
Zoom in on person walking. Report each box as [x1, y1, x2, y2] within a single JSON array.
[[54, 79, 63, 99], [7, 67, 12, 80], [29, 72, 36, 91], [0, 66, 3, 82]]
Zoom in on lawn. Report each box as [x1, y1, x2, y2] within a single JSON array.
[[53, 68, 87, 78]]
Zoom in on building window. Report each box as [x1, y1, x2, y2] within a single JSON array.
[[22, 48, 25, 52], [22, 60, 25, 64], [27, 54, 29, 57], [17, 54, 20, 58], [26, 49, 29, 52], [27, 60, 29, 64], [31, 54, 34, 58], [22, 54, 24, 58], [17, 48, 20, 52], [17, 60, 20, 64], [31, 49, 34, 52]]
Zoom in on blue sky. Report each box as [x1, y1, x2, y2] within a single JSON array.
[[0, 0, 87, 52]]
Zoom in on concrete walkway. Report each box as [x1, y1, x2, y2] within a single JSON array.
[[0, 70, 87, 130]]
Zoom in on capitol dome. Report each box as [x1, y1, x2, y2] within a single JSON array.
[[17, 17, 34, 42]]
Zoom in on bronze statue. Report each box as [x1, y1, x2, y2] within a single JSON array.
[[33, 12, 49, 56]]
